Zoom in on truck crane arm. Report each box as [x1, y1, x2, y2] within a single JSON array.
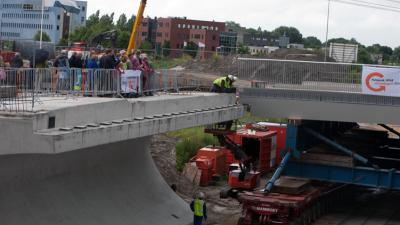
[[127, 0, 147, 54]]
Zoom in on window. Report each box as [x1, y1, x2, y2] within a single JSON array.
[[142, 32, 148, 36], [81, 17, 85, 23], [82, 6, 86, 12], [57, 25, 59, 30], [215, 27, 218, 31], [194, 34, 201, 39], [23, 4, 33, 10], [57, 15, 60, 20], [212, 35, 216, 41], [211, 46, 216, 51], [157, 32, 162, 37], [183, 24, 186, 28], [142, 22, 148, 27], [158, 22, 163, 27]]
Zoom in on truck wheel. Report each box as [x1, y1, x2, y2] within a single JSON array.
[[220, 189, 229, 199], [237, 217, 244, 225]]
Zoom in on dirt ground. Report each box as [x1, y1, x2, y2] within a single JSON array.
[[150, 134, 241, 225]]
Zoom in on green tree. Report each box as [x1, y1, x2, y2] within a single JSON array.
[[393, 46, 400, 63], [34, 31, 51, 42], [273, 26, 303, 43], [183, 41, 198, 58], [116, 14, 128, 31], [303, 36, 322, 49], [162, 41, 171, 57], [358, 47, 373, 64], [237, 43, 250, 54], [139, 40, 153, 50]]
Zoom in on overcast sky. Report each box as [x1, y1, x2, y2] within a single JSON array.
[[87, 0, 400, 48]]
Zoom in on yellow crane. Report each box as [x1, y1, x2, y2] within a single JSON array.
[[127, 0, 147, 54]]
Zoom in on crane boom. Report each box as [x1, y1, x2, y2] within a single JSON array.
[[127, 0, 147, 53]]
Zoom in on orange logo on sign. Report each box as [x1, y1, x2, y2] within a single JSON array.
[[366, 72, 386, 92]]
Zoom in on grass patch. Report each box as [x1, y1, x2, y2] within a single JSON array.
[[151, 55, 193, 69], [169, 127, 218, 172]]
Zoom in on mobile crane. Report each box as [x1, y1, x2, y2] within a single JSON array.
[[127, 0, 147, 54]]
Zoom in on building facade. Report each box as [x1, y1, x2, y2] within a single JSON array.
[[136, 17, 225, 57], [0, 0, 86, 44]]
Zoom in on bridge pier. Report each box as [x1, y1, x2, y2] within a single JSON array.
[[0, 137, 192, 225]]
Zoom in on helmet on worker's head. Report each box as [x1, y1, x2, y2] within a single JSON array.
[[227, 75, 238, 82], [197, 192, 205, 200]]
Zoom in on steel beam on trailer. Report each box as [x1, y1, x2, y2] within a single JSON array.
[[283, 161, 400, 190]]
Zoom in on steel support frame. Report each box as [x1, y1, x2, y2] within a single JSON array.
[[283, 161, 400, 190]]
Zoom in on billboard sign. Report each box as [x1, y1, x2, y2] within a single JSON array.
[[362, 66, 400, 97]]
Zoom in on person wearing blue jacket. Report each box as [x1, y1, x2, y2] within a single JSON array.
[[190, 192, 207, 225]]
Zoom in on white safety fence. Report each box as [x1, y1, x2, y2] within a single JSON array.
[[0, 68, 206, 113]]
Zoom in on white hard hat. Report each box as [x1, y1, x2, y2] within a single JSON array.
[[228, 75, 238, 82], [198, 192, 205, 199]]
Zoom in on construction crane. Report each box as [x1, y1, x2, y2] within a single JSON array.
[[127, 0, 147, 54]]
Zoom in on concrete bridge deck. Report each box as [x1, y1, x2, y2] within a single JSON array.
[[0, 93, 244, 225]]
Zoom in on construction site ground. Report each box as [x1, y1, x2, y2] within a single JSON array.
[[150, 134, 400, 225]]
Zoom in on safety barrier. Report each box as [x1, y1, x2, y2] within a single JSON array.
[[238, 58, 400, 106], [0, 68, 206, 113], [238, 58, 375, 93]]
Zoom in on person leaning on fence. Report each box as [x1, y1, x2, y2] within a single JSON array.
[[211, 75, 237, 93], [10, 53, 23, 68], [140, 54, 154, 96], [54, 50, 70, 92], [130, 50, 142, 70]]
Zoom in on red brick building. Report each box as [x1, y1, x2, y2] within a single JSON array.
[[136, 17, 225, 57]]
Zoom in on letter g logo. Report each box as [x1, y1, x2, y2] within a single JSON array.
[[366, 72, 386, 92]]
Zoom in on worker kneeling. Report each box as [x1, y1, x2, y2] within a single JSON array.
[[190, 192, 207, 225], [211, 75, 237, 93]]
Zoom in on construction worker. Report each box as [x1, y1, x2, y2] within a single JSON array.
[[211, 74, 237, 93], [190, 192, 207, 225]]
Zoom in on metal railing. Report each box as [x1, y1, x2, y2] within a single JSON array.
[[0, 68, 205, 113], [238, 58, 394, 93], [238, 58, 400, 106]]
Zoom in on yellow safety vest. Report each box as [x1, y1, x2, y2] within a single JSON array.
[[213, 77, 232, 89], [194, 199, 204, 217]]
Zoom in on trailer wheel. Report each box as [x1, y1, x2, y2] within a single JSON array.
[[237, 217, 244, 225]]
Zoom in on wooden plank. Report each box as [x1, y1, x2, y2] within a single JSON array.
[[272, 176, 310, 195], [294, 152, 354, 168]]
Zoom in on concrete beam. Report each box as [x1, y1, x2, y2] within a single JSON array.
[[0, 94, 244, 155], [240, 88, 400, 125]]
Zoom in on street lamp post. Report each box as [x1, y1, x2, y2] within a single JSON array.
[[324, 0, 331, 62]]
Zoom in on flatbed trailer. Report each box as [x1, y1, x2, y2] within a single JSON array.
[[237, 184, 336, 225]]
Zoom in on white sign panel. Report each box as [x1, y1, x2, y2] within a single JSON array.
[[362, 66, 400, 97], [121, 70, 141, 93]]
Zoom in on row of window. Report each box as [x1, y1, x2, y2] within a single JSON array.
[[2, 4, 40, 10], [177, 24, 219, 31], [1, 22, 54, 30], [157, 22, 170, 28], [0, 32, 20, 38], [155, 32, 169, 38], [2, 13, 50, 20]]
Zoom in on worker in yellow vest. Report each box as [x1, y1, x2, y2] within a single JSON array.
[[211, 75, 237, 93], [190, 192, 207, 225]]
